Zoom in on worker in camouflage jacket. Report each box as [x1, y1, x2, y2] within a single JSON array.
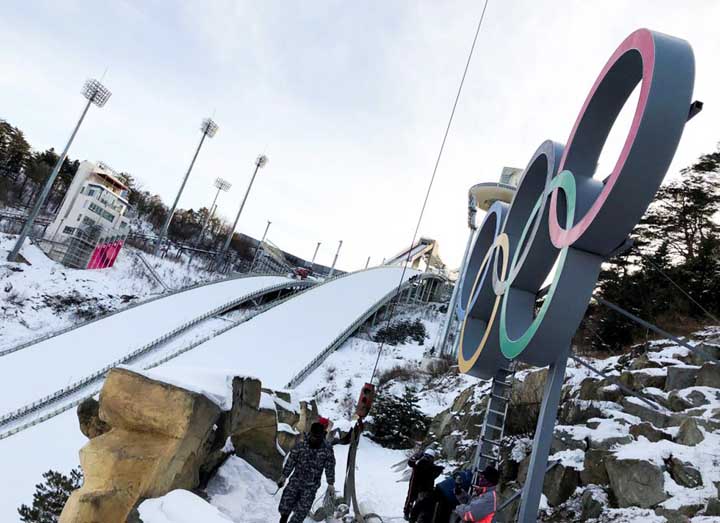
[[277, 422, 336, 523]]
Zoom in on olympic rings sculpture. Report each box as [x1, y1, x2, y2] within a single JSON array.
[[456, 29, 695, 379]]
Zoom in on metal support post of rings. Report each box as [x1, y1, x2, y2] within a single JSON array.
[[456, 28, 695, 379]]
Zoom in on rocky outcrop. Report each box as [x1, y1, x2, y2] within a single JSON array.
[[62, 369, 312, 523], [696, 362, 720, 388], [667, 456, 703, 488], [605, 458, 668, 508], [675, 418, 704, 446], [61, 368, 222, 523]]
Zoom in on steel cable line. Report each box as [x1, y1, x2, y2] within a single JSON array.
[[369, 0, 492, 383]]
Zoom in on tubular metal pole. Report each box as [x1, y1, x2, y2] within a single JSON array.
[[220, 162, 261, 258], [311, 242, 321, 265], [365, 256, 371, 269], [250, 220, 271, 272], [196, 186, 221, 246], [155, 131, 208, 254], [517, 348, 569, 522], [328, 240, 343, 278], [8, 98, 93, 262]]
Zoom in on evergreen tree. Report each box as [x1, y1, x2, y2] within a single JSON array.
[[18, 468, 83, 523], [369, 387, 429, 449]]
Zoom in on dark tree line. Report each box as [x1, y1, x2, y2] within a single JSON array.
[[1, 117, 255, 261], [577, 145, 720, 352]]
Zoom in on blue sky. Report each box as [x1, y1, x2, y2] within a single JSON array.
[[2, 1, 720, 270]]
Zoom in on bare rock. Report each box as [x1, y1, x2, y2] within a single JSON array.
[[60, 367, 222, 523], [77, 397, 110, 439], [620, 370, 666, 390], [542, 464, 579, 507], [696, 362, 720, 388], [666, 456, 703, 488], [605, 457, 668, 508], [685, 390, 711, 408], [705, 498, 720, 517], [675, 418, 704, 446], [580, 448, 610, 486], [620, 397, 671, 428], [654, 507, 690, 523], [580, 487, 607, 520], [667, 391, 693, 412], [665, 366, 699, 392], [550, 429, 587, 454], [629, 422, 671, 443], [558, 400, 603, 425], [630, 354, 662, 370]]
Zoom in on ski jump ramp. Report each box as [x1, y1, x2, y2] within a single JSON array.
[[149, 267, 443, 390], [0, 275, 303, 419]]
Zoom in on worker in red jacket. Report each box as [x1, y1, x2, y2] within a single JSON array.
[[453, 466, 499, 523]]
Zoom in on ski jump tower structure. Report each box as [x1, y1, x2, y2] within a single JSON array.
[[449, 29, 698, 521]]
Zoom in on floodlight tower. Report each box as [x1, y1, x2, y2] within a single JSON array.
[[219, 154, 268, 259], [8, 79, 112, 262], [155, 117, 219, 255], [328, 240, 343, 278], [197, 177, 231, 245], [250, 220, 272, 271]]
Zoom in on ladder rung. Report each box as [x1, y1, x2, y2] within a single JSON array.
[[481, 437, 502, 447], [487, 408, 506, 417], [480, 453, 499, 462], [493, 379, 512, 387], [490, 393, 510, 402], [485, 423, 504, 432]]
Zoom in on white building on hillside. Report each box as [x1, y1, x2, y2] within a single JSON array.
[[43, 161, 132, 265]]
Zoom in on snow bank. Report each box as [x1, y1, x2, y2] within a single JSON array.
[[139, 490, 233, 523]]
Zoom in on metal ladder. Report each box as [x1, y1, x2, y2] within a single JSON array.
[[473, 362, 517, 477]]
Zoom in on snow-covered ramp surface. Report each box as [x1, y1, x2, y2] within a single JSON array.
[[151, 267, 418, 390], [0, 275, 291, 417]]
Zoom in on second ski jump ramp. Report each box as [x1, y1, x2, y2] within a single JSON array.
[[149, 267, 429, 389], [0, 275, 300, 417]]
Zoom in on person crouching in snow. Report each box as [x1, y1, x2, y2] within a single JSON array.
[[453, 466, 499, 523], [403, 448, 443, 520], [277, 422, 336, 523]]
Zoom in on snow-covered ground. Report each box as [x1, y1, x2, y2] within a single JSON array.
[[0, 274, 291, 417], [0, 233, 223, 350]]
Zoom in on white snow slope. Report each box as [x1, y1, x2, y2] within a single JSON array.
[[148, 267, 419, 391], [0, 274, 291, 417]]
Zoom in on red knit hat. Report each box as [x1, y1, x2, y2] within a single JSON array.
[[317, 416, 330, 429]]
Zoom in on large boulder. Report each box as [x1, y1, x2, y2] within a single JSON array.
[[675, 418, 704, 446], [550, 429, 587, 454], [61, 368, 222, 523], [620, 398, 671, 428], [558, 400, 602, 425], [629, 422, 671, 443], [580, 487, 607, 520], [77, 397, 110, 439], [696, 362, 720, 388], [667, 391, 693, 412], [506, 369, 547, 434], [605, 457, 668, 508], [620, 370, 666, 390], [542, 464, 579, 507], [666, 456, 703, 488], [665, 366, 699, 392], [580, 448, 611, 486], [705, 498, 720, 517], [588, 434, 633, 451]]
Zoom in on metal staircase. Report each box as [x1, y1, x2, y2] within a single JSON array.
[[473, 362, 517, 477]]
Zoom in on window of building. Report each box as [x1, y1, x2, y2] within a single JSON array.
[[77, 214, 81, 221], [88, 202, 115, 223], [63, 226, 75, 235], [82, 216, 95, 226], [119, 221, 128, 229]]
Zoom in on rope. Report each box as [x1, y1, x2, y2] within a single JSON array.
[[369, 0, 492, 383]]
